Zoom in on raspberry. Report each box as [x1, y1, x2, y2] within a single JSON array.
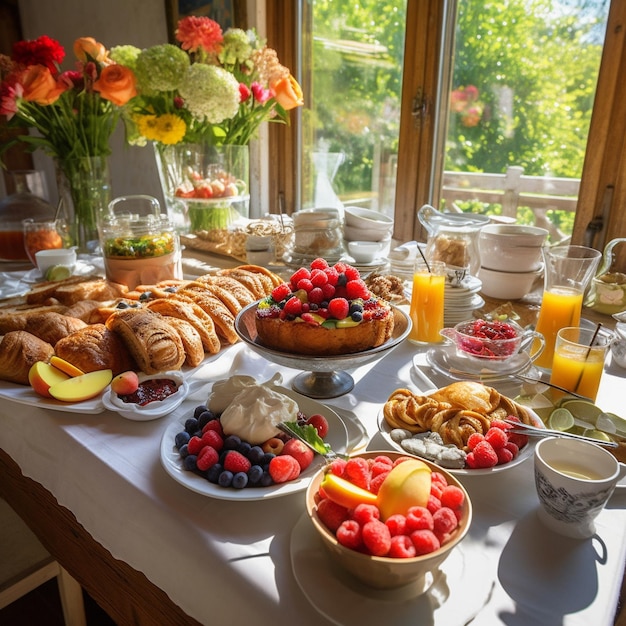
[[410, 529, 441, 555], [362, 520, 391, 556], [405, 506, 434, 532], [373, 455, 394, 468], [344, 457, 370, 490], [310, 257, 329, 270], [308, 287, 325, 304], [440, 485, 465, 510], [430, 482, 444, 499], [431, 472, 448, 486], [223, 450, 251, 474], [323, 266, 339, 285], [296, 278, 313, 292], [202, 419, 223, 436], [371, 460, 392, 478], [283, 296, 303, 316], [485, 426, 508, 449], [467, 432, 484, 451], [344, 266, 360, 281], [505, 441, 519, 457], [496, 446, 514, 465], [388, 535, 416, 558], [305, 413, 329, 438], [321, 282, 336, 299], [196, 445, 219, 471], [472, 440, 499, 468], [490, 418, 511, 431], [427, 494, 442, 514], [329, 458, 347, 475], [508, 431, 529, 449], [351, 503, 380, 525], [317, 498, 349, 532], [290, 267, 310, 287], [345, 279, 370, 300], [310, 268, 329, 286], [433, 507, 458, 539], [385, 514, 407, 536], [328, 297, 350, 320], [336, 520, 362, 550], [369, 472, 389, 495], [200, 429, 223, 452], [268, 454, 300, 483], [271, 283, 291, 302], [187, 435, 205, 456]]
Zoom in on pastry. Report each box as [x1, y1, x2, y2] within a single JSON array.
[[165, 317, 204, 367], [0, 311, 87, 345], [0, 331, 55, 385], [176, 287, 238, 344]]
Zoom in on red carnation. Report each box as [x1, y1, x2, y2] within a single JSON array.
[[12, 35, 64, 74]]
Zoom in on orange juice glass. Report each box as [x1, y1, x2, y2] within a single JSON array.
[[549, 327, 609, 401], [408, 261, 445, 343], [533, 245, 601, 370]]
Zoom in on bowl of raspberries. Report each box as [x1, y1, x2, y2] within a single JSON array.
[[440, 318, 544, 363], [305, 451, 472, 590]]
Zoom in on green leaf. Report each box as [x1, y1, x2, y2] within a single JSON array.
[[282, 421, 331, 455]]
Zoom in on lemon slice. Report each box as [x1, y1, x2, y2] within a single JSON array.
[[45, 265, 72, 282], [559, 399, 603, 423], [596, 412, 626, 437], [548, 407, 575, 431]]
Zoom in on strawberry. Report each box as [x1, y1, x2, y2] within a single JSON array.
[[223, 451, 251, 474]]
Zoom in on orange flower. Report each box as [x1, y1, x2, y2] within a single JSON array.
[[94, 64, 137, 105], [73, 37, 111, 65], [271, 74, 303, 111], [21, 65, 65, 105]]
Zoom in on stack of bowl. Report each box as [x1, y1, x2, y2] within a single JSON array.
[[478, 224, 548, 299], [343, 206, 394, 263]]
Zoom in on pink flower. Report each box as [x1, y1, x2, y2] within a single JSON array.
[[0, 80, 22, 118], [251, 82, 271, 104], [239, 82, 251, 102]]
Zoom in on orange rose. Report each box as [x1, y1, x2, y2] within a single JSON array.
[[73, 37, 110, 65], [21, 65, 66, 105], [94, 65, 137, 105], [271, 74, 304, 111]]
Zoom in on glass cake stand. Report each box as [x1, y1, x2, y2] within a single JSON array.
[[234, 303, 411, 399]]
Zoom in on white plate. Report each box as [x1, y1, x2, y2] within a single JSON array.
[[160, 387, 349, 501], [443, 294, 485, 310], [290, 512, 494, 626], [0, 379, 106, 413], [102, 371, 189, 421], [377, 389, 543, 475], [425, 344, 535, 381]]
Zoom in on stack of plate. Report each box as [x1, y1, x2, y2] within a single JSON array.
[[444, 275, 484, 326]]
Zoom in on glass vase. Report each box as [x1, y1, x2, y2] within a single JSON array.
[[154, 143, 250, 235], [55, 156, 111, 253]]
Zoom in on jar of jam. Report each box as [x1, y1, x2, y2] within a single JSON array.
[[99, 195, 183, 289]]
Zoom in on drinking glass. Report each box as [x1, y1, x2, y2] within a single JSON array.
[[549, 326, 610, 402], [22, 218, 70, 267], [533, 245, 601, 369], [408, 260, 445, 344]]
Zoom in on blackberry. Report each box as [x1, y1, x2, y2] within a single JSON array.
[[183, 454, 198, 471], [232, 472, 249, 489], [174, 431, 191, 449], [184, 417, 199, 434], [218, 470, 234, 488]]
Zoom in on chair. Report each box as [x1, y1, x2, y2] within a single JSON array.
[[0, 498, 86, 626]]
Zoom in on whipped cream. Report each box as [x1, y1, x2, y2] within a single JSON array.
[[207, 375, 258, 414]]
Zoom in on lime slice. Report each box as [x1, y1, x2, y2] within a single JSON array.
[[548, 408, 575, 431], [45, 265, 72, 281], [559, 399, 603, 423], [581, 428, 613, 443], [596, 412, 626, 438]]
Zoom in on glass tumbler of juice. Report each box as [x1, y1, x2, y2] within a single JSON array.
[[408, 260, 446, 344], [549, 326, 610, 402]]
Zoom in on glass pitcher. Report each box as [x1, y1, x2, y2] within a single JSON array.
[[417, 204, 490, 276]]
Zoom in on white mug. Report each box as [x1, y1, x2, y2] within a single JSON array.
[[534, 437, 625, 539]]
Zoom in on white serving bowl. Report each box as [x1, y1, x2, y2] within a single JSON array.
[[347, 240, 381, 263], [344, 206, 394, 234], [479, 224, 548, 272], [35, 247, 77, 274], [344, 224, 392, 242], [478, 265, 543, 300]]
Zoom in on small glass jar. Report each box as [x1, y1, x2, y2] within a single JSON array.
[[99, 195, 182, 289], [292, 208, 344, 261]]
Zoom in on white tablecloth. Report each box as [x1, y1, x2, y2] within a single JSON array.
[[1, 334, 625, 626]]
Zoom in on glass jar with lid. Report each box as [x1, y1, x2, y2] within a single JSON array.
[[99, 195, 182, 289], [292, 208, 344, 264]]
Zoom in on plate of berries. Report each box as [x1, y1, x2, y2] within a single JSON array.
[[160, 387, 349, 500]]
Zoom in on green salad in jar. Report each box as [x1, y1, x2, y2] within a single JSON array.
[[103, 232, 177, 259]]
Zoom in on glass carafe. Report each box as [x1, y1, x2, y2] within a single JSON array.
[[417, 204, 490, 276]]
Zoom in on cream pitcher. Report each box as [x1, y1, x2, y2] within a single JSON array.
[[585, 238, 626, 315]]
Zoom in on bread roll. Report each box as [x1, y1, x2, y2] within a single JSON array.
[[106, 308, 185, 374], [0, 331, 55, 385]]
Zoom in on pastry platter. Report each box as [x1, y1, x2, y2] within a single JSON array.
[[234, 303, 411, 399], [160, 386, 349, 500], [0, 379, 106, 413]]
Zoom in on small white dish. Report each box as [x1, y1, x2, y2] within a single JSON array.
[[35, 247, 77, 274], [102, 371, 188, 421], [347, 241, 381, 263]]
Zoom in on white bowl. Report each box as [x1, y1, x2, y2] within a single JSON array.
[[35, 247, 77, 274], [344, 206, 394, 233], [478, 265, 543, 300], [344, 224, 393, 242], [347, 241, 381, 263], [480, 224, 548, 272]]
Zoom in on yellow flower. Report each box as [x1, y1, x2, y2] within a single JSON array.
[[136, 113, 186, 145]]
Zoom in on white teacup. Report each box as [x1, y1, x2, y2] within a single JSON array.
[[534, 437, 625, 539]]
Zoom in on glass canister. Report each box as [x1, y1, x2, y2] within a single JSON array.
[[417, 204, 490, 276], [99, 195, 183, 290], [292, 208, 344, 263]]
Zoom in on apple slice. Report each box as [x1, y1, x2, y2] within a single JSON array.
[[49, 355, 85, 377], [29, 361, 71, 398], [48, 369, 113, 403]]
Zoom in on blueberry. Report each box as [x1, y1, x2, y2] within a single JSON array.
[[337, 273, 347, 286], [260, 471, 274, 487], [139, 291, 153, 301], [351, 311, 364, 322], [248, 446, 265, 465], [174, 431, 191, 449], [116, 301, 131, 309], [262, 452, 276, 465], [349, 302, 363, 315], [193, 405, 208, 419], [184, 417, 199, 434], [237, 441, 252, 457], [224, 435, 241, 450], [218, 470, 234, 488], [232, 472, 249, 489], [206, 463, 223, 483], [197, 410, 216, 430], [247, 465, 264, 486], [183, 454, 198, 471], [178, 443, 190, 458], [165, 286, 177, 293]]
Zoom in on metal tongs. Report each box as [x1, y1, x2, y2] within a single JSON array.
[[502, 418, 619, 448], [276, 422, 347, 461]]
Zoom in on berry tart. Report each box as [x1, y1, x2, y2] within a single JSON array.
[[255, 258, 395, 356]]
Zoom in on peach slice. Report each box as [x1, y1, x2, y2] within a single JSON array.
[[29, 361, 71, 398], [110, 371, 140, 396], [49, 355, 84, 377], [48, 369, 113, 403], [376, 459, 432, 521]]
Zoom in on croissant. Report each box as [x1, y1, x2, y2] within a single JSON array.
[[54, 324, 137, 376], [106, 308, 185, 374], [0, 331, 55, 385], [166, 318, 204, 367], [175, 288, 238, 344], [0, 312, 87, 347]]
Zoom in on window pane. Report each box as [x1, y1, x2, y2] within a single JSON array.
[[300, 0, 407, 218], [442, 0, 610, 242]]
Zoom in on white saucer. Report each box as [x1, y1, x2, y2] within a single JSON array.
[[444, 294, 485, 310], [290, 512, 494, 626]]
